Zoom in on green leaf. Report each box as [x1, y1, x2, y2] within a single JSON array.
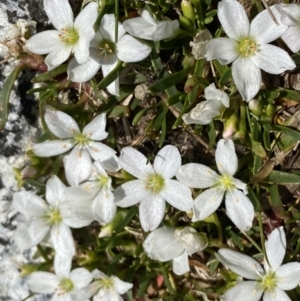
[[266, 185, 287, 218], [149, 68, 190, 93], [247, 187, 262, 212], [263, 170, 300, 184], [107, 105, 129, 118], [168, 92, 185, 106], [218, 68, 232, 87], [0, 66, 22, 130], [279, 88, 300, 101], [31, 64, 68, 83], [188, 83, 200, 104], [114, 206, 138, 232], [207, 121, 216, 151]]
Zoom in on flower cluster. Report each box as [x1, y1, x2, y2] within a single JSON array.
[[8, 0, 300, 300]]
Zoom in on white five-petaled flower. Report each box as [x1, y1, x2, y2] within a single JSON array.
[[205, 0, 295, 101], [33, 109, 119, 186], [27, 255, 93, 301], [123, 10, 180, 41], [275, 4, 300, 53], [67, 14, 151, 96], [176, 139, 254, 231], [113, 145, 194, 232], [217, 227, 300, 301], [72, 269, 133, 301], [66, 161, 116, 224], [26, 0, 98, 70], [182, 83, 230, 125], [13, 175, 90, 258], [143, 226, 208, 275]]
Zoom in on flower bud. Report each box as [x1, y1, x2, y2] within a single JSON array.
[[248, 99, 264, 116], [181, 0, 195, 24], [223, 112, 238, 139]]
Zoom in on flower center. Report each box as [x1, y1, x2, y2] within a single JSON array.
[[47, 208, 62, 225], [238, 38, 259, 57], [99, 277, 114, 289], [260, 272, 278, 291], [145, 174, 165, 194], [219, 175, 234, 190], [58, 278, 74, 293], [97, 40, 115, 58], [74, 133, 89, 147], [59, 27, 79, 45]]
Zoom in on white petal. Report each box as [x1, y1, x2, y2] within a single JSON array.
[[192, 187, 224, 221], [43, 0, 73, 30], [93, 189, 116, 224], [119, 147, 154, 180], [45, 44, 72, 70], [74, 2, 98, 37], [70, 199, 94, 222], [113, 180, 149, 207], [73, 37, 91, 65], [281, 26, 300, 53], [142, 226, 184, 261], [66, 186, 96, 202], [263, 287, 291, 301], [26, 272, 58, 293], [223, 281, 263, 301], [83, 114, 108, 140], [100, 14, 125, 42], [112, 276, 133, 294], [175, 227, 208, 255], [205, 83, 230, 107], [275, 4, 300, 26], [123, 15, 157, 40], [139, 195, 166, 232], [60, 202, 92, 227], [45, 109, 80, 138], [46, 175, 67, 207], [253, 44, 295, 74], [218, 249, 264, 280], [54, 253, 72, 279], [64, 146, 92, 186], [13, 191, 48, 217], [265, 226, 286, 270], [51, 223, 75, 257], [218, 0, 250, 40], [70, 282, 100, 301], [33, 139, 76, 157], [154, 145, 181, 178], [67, 54, 101, 83], [70, 268, 93, 289], [176, 163, 220, 188], [26, 31, 61, 54], [101, 54, 119, 95], [250, 6, 287, 44], [276, 262, 300, 290], [161, 179, 193, 211], [87, 142, 119, 172], [225, 189, 254, 231], [205, 38, 239, 64], [173, 252, 190, 275], [14, 219, 50, 250], [232, 57, 261, 101], [215, 139, 238, 176], [117, 35, 151, 62]]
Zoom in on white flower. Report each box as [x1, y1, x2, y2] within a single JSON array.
[[113, 145, 194, 232], [275, 4, 300, 53], [66, 161, 117, 224], [176, 139, 254, 231], [67, 14, 151, 96], [13, 175, 91, 258], [26, 0, 98, 70], [71, 269, 133, 301], [33, 109, 119, 186], [143, 226, 208, 275], [205, 0, 295, 101], [123, 10, 180, 41], [217, 227, 300, 301], [182, 83, 229, 125], [26, 254, 93, 300]]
